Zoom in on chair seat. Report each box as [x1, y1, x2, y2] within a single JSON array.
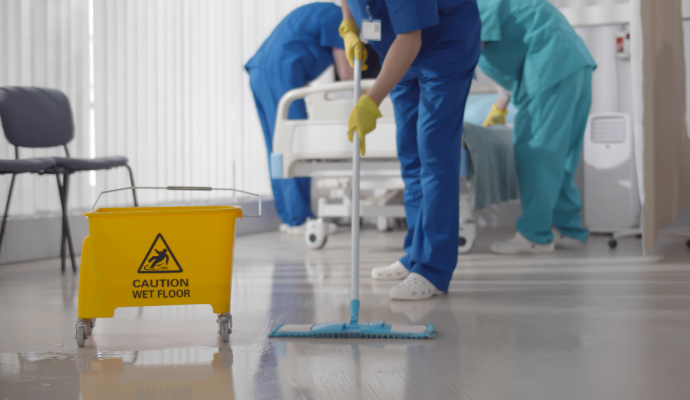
[[54, 156, 128, 171], [0, 158, 56, 174]]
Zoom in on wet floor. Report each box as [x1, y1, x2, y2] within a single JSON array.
[[1, 228, 690, 399]]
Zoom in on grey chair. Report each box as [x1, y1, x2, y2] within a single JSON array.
[[0, 87, 138, 272]]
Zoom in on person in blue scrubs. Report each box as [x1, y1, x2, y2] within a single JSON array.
[[477, 0, 598, 254], [246, 2, 350, 229], [340, 0, 482, 300]]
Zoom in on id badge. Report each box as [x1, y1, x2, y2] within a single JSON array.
[[361, 20, 382, 42]]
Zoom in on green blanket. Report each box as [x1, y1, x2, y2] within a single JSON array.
[[463, 123, 519, 211]]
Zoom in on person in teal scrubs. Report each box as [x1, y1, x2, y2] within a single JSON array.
[[477, 0, 598, 254]]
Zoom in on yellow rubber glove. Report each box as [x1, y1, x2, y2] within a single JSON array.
[[483, 105, 508, 127], [348, 95, 382, 156], [339, 19, 368, 71]]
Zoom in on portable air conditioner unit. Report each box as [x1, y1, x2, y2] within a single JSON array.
[[584, 113, 641, 233]]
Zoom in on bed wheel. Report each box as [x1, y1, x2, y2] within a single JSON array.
[[305, 219, 329, 250], [458, 221, 476, 254], [608, 239, 618, 249], [377, 216, 394, 232]]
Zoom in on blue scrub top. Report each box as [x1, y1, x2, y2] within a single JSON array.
[[245, 2, 344, 82], [477, 0, 597, 105], [346, 0, 480, 68]]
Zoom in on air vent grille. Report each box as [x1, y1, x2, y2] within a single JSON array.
[[591, 117, 626, 143]]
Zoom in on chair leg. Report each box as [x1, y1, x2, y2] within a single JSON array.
[[0, 174, 17, 261], [126, 165, 139, 207], [62, 173, 77, 273], [56, 173, 67, 273]]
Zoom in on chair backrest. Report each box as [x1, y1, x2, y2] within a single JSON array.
[[0, 87, 74, 148]]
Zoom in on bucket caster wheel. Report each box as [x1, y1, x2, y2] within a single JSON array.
[[75, 321, 88, 347], [305, 219, 328, 250], [85, 318, 95, 336], [218, 313, 232, 343], [608, 239, 618, 249]]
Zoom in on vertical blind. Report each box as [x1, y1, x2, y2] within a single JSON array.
[[0, 0, 90, 215], [93, 0, 312, 207]]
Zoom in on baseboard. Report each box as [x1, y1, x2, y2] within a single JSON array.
[[0, 198, 279, 265]]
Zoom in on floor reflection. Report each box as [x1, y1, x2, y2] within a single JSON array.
[[0, 347, 234, 400], [80, 347, 233, 399]]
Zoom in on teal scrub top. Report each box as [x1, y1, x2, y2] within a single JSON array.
[[477, 0, 597, 106]]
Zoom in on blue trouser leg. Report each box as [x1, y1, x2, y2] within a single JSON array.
[[391, 67, 473, 292], [514, 68, 592, 244], [248, 68, 315, 226], [390, 81, 422, 271]]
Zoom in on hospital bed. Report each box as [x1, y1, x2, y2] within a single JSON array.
[[271, 79, 516, 252]]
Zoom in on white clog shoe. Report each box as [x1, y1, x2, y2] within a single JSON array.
[[389, 273, 445, 301]]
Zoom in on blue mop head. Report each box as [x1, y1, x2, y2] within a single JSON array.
[[268, 321, 435, 339], [269, 300, 435, 339]]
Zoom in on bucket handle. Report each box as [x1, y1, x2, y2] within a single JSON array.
[[91, 186, 262, 218]]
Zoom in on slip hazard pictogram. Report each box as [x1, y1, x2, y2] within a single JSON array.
[[138, 234, 183, 273]]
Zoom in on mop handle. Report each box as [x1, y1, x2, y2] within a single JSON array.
[[351, 58, 362, 310]]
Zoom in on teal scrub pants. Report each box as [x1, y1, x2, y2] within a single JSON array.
[[513, 67, 593, 244]]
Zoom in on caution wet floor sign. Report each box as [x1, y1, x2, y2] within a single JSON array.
[[77, 205, 242, 319], [138, 234, 183, 273]]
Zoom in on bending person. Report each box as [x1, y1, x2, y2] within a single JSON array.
[[341, 0, 481, 300], [246, 2, 352, 231], [478, 0, 597, 254]]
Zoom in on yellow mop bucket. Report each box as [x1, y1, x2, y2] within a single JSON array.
[[75, 186, 261, 347]]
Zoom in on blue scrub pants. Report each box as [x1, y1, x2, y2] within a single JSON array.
[[391, 65, 474, 293], [513, 67, 593, 244], [248, 68, 315, 226]]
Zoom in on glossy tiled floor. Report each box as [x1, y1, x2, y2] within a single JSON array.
[[1, 228, 690, 399]]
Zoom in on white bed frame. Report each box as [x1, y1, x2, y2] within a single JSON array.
[[271, 79, 475, 252]]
